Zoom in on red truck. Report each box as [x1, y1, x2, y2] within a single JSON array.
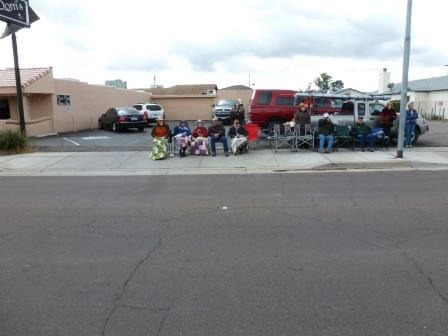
[[248, 89, 355, 129]]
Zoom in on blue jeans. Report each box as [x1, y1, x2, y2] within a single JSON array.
[[210, 136, 229, 153], [357, 134, 375, 148], [319, 134, 334, 152], [405, 123, 415, 146]]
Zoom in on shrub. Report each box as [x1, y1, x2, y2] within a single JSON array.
[[0, 130, 28, 150]]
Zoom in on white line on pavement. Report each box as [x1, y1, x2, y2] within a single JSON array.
[[63, 137, 80, 146]]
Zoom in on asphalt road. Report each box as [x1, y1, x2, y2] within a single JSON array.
[[28, 121, 448, 151], [1, 172, 448, 335]]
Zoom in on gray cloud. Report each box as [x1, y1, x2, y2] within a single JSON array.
[[173, 16, 407, 72], [105, 55, 170, 72]]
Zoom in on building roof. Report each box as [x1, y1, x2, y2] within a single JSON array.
[[221, 85, 252, 91], [0, 67, 52, 88], [147, 84, 218, 96], [385, 75, 448, 94], [146, 84, 218, 96], [335, 88, 366, 94]]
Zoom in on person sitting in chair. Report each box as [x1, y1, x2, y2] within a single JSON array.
[[318, 113, 335, 154], [208, 117, 229, 157], [191, 120, 209, 155], [352, 116, 375, 152], [228, 119, 248, 155]]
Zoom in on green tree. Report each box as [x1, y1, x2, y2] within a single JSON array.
[[314, 73, 332, 93], [330, 80, 344, 92]]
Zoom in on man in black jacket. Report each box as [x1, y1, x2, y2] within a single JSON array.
[[208, 118, 229, 157], [318, 113, 335, 153]]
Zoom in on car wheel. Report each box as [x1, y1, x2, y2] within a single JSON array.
[[98, 120, 103, 130], [112, 122, 118, 132], [138, 127, 144, 132]]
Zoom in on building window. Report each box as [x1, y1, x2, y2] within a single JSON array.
[[0, 99, 10, 120]]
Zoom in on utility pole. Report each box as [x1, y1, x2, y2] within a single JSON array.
[[11, 32, 26, 135], [396, 0, 413, 159]]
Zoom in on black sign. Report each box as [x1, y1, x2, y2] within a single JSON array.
[[0, 0, 29, 27]]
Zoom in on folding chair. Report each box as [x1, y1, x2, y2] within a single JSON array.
[[271, 123, 296, 152], [334, 125, 354, 151], [295, 124, 314, 151]]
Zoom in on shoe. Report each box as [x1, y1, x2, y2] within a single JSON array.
[[361, 147, 365, 152], [225, 152, 229, 157], [369, 148, 375, 152], [324, 150, 329, 154], [211, 152, 216, 157]]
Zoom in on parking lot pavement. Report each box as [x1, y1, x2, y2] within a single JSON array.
[[29, 129, 153, 151], [27, 121, 448, 152]]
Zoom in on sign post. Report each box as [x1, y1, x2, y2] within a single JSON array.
[[11, 31, 25, 133], [0, 1, 39, 136]]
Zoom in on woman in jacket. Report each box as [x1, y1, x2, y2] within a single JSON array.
[[173, 121, 192, 157], [190, 120, 210, 155], [379, 102, 397, 148], [405, 102, 418, 148], [228, 119, 248, 155], [149, 117, 172, 160]]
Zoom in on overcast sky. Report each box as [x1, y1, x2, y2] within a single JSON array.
[[0, 0, 447, 91]]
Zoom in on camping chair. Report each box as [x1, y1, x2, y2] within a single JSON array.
[[295, 124, 314, 151], [270, 123, 296, 152], [334, 125, 354, 151]]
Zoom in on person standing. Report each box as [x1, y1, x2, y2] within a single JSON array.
[[379, 102, 397, 148], [294, 103, 311, 135], [208, 117, 229, 157], [318, 113, 335, 154], [405, 102, 418, 148]]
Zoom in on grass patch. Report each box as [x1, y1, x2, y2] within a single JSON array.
[[0, 130, 29, 153]]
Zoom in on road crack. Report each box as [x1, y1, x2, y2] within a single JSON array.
[[157, 291, 182, 336], [100, 222, 170, 336]]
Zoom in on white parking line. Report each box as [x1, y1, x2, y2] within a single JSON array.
[[63, 137, 80, 146]]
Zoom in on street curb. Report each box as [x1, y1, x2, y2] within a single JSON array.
[[0, 160, 437, 177]]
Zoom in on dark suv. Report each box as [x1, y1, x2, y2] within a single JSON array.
[[212, 99, 244, 124]]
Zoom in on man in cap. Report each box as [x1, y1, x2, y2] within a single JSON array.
[[352, 116, 375, 152], [317, 113, 335, 153], [208, 117, 229, 157]]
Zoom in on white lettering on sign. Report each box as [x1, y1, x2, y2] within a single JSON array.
[[0, 0, 24, 12]]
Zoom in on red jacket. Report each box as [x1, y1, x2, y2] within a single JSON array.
[[192, 126, 209, 138], [380, 107, 397, 126]]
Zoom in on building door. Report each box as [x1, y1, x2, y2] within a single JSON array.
[[0, 99, 10, 120]]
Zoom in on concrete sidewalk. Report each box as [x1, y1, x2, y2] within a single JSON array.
[[1, 147, 448, 176]]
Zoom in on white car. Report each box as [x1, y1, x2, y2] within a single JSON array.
[[133, 103, 164, 126]]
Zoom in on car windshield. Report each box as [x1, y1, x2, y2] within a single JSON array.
[[133, 105, 142, 111], [217, 100, 236, 106], [118, 107, 138, 115], [148, 105, 162, 111]]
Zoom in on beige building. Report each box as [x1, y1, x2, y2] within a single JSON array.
[[0, 68, 151, 137], [382, 75, 448, 120], [147, 84, 253, 121]]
